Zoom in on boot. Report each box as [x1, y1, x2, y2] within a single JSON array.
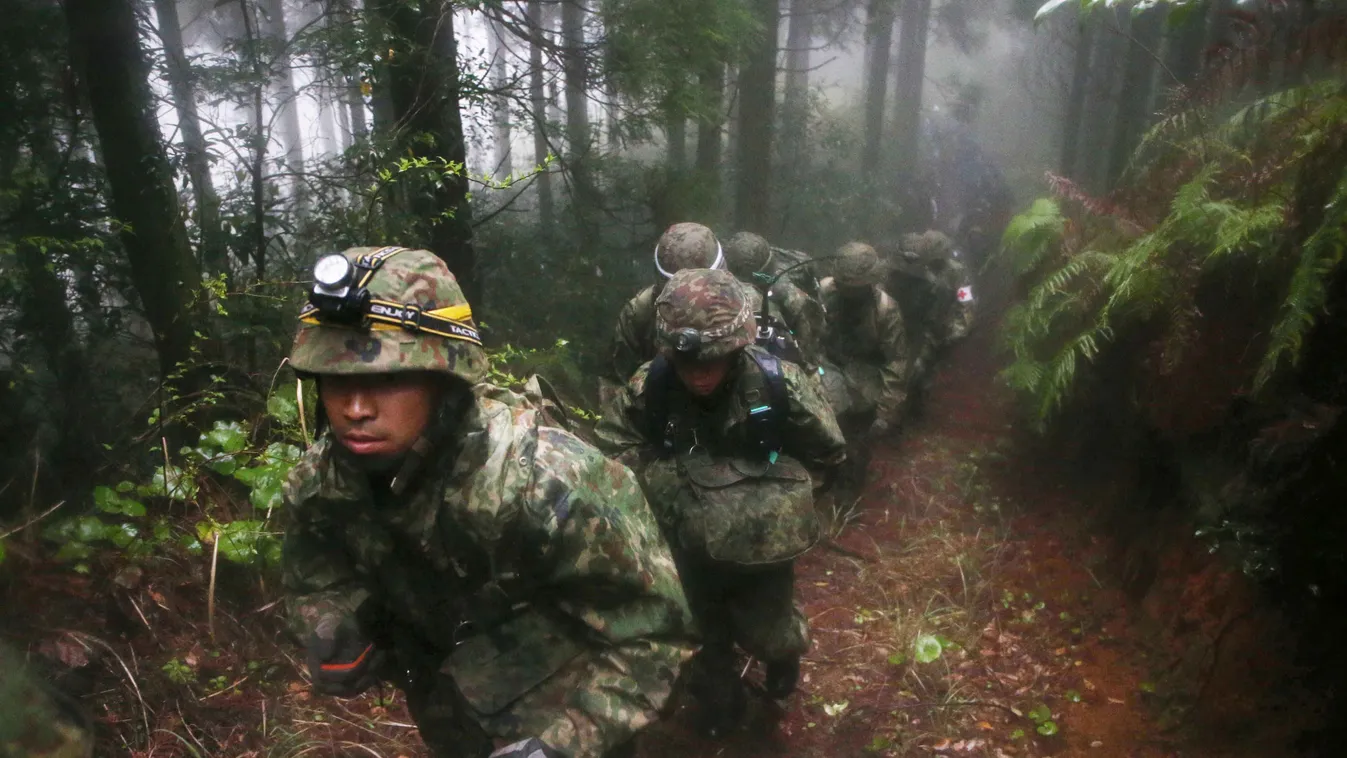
[[763, 656, 800, 699], [697, 677, 746, 738]]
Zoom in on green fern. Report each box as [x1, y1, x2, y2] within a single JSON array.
[[999, 198, 1066, 276], [1256, 165, 1347, 389]]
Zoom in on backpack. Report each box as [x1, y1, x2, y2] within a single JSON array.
[[644, 348, 789, 462]]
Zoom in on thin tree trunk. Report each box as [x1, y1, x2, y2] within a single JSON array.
[[153, 0, 227, 278], [1061, 15, 1095, 177], [561, 0, 593, 211], [695, 61, 724, 180], [782, 0, 812, 163], [861, 0, 895, 178], [1081, 7, 1125, 193], [260, 0, 306, 219], [488, 13, 513, 177], [1163, 0, 1207, 87], [666, 110, 686, 169], [528, 0, 553, 226], [892, 0, 931, 183], [734, 0, 778, 233], [240, 0, 269, 280], [1107, 6, 1164, 186], [65, 0, 202, 378]]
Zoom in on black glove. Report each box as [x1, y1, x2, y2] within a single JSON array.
[[306, 614, 384, 697], [489, 738, 564, 758]]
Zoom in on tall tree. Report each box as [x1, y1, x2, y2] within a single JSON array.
[[64, 0, 203, 378], [153, 0, 227, 278], [1162, 0, 1208, 87], [260, 0, 307, 216], [561, 0, 595, 211], [734, 0, 779, 233], [1080, 6, 1124, 193], [892, 0, 932, 182], [861, 0, 895, 179], [695, 61, 725, 182], [667, 109, 687, 169], [782, 0, 813, 162], [528, 0, 554, 227], [1106, 6, 1164, 185], [373, 0, 478, 301], [1061, 14, 1095, 178], [488, 14, 513, 177], [332, 0, 368, 144]]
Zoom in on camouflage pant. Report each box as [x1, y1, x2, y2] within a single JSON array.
[[819, 360, 884, 419], [674, 554, 808, 710], [402, 657, 643, 758]]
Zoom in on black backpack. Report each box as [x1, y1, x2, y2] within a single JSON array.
[[644, 349, 789, 462]]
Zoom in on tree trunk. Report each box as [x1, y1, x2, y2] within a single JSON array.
[[1081, 7, 1125, 193], [528, 0, 553, 226], [782, 0, 812, 162], [734, 0, 778, 233], [65, 0, 202, 378], [561, 0, 593, 212], [374, 0, 478, 302], [666, 110, 687, 169], [1162, 0, 1207, 88], [892, 0, 931, 183], [488, 14, 512, 177], [259, 0, 306, 220], [1107, 6, 1165, 186], [1061, 15, 1095, 178], [861, 0, 895, 178], [695, 61, 725, 180], [153, 0, 227, 279]]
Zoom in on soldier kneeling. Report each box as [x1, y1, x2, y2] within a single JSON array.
[[596, 269, 846, 737]]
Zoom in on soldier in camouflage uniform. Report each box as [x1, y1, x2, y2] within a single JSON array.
[[595, 269, 846, 738], [722, 231, 827, 369], [818, 242, 910, 492], [0, 643, 92, 758], [602, 223, 725, 403], [883, 231, 975, 419], [818, 242, 911, 435], [281, 246, 696, 758]]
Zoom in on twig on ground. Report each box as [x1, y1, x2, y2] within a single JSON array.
[[208, 534, 220, 644], [201, 675, 250, 700], [60, 629, 152, 742], [0, 500, 67, 540]]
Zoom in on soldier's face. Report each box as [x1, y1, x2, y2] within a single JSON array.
[[673, 355, 734, 398], [320, 372, 439, 458]]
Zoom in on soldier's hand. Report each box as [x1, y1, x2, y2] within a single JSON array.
[[489, 737, 564, 758], [306, 614, 385, 697]]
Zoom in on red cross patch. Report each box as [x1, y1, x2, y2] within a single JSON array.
[[957, 286, 974, 303]]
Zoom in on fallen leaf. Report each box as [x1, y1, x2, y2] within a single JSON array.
[[1107, 697, 1125, 705], [45, 638, 89, 669], [932, 737, 952, 752], [1090, 741, 1104, 748], [977, 721, 993, 731]]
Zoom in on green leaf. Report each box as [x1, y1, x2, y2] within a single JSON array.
[[148, 464, 198, 502], [1011, 728, 1026, 740], [1037, 720, 1059, 736], [1028, 703, 1053, 723], [1066, 689, 1082, 703], [92, 486, 146, 518], [913, 634, 943, 664], [267, 393, 298, 425], [887, 652, 908, 666], [1034, 0, 1077, 25], [1139, 681, 1156, 693], [202, 420, 248, 455]]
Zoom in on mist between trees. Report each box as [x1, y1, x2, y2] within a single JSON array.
[[2, 0, 1340, 510]]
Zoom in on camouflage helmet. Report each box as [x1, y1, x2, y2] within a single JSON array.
[[832, 241, 885, 287], [655, 269, 756, 360], [901, 230, 956, 263], [654, 222, 724, 278], [723, 231, 773, 280], [290, 246, 488, 384]]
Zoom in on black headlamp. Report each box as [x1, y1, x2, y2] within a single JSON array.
[[672, 328, 703, 356], [309, 254, 371, 325]]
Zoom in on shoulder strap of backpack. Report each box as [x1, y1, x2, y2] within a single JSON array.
[[644, 355, 676, 454], [745, 349, 789, 462]]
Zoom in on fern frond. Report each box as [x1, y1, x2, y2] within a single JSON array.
[[1256, 165, 1347, 389]]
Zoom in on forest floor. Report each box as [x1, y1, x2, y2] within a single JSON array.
[[0, 301, 1305, 757]]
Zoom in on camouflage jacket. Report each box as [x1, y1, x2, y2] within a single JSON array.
[[818, 278, 911, 423], [282, 384, 695, 757], [594, 346, 846, 477], [887, 261, 974, 364], [607, 285, 662, 392]]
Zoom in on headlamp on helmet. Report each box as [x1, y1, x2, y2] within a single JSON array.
[[672, 328, 704, 356], [309, 253, 370, 325]]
